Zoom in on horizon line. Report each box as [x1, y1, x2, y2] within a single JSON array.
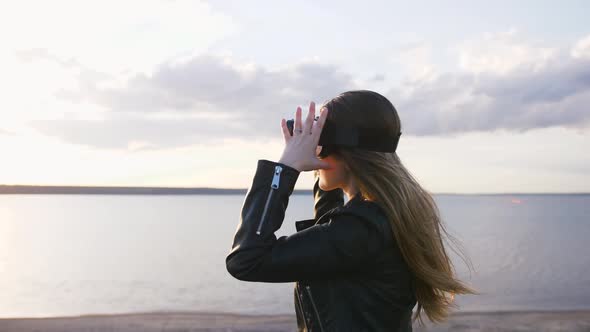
[[0, 184, 588, 196]]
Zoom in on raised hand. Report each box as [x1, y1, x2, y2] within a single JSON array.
[[278, 101, 332, 172]]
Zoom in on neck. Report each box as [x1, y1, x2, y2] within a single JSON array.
[[342, 180, 360, 202]]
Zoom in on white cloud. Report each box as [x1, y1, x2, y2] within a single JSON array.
[[571, 34, 590, 59], [390, 42, 439, 85], [453, 28, 559, 75]]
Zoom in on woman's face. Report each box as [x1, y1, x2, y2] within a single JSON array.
[[317, 152, 349, 192]]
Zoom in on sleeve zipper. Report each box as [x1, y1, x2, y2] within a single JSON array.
[[305, 285, 325, 332], [256, 165, 282, 235], [295, 283, 309, 331]]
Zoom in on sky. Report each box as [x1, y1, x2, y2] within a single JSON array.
[[0, 0, 588, 193]]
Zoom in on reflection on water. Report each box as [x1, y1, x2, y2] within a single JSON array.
[[0, 194, 589, 318]]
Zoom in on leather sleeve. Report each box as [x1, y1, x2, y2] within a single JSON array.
[[226, 159, 380, 282]]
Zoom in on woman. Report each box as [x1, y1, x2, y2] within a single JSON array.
[[226, 90, 478, 331]]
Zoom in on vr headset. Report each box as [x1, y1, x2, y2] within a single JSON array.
[[286, 116, 401, 158]]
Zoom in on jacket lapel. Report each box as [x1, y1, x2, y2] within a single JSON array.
[[295, 195, 377, 232]]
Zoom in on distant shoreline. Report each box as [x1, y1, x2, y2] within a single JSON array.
[[0, 185, 257, 195], [0, 185, 306, 195], [0, 309, 589, 331], [0, 185, 587, 195]]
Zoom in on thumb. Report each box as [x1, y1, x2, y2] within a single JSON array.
[[317, 160, 332, 170]]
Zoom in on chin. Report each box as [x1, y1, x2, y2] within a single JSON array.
[[318, 179, 326, 191], [319, 180, 335, 192]]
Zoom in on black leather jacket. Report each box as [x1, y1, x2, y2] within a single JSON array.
[[226, 159, 417, 331]]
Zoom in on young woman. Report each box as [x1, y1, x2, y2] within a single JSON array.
[[226, 90, 478, 331]]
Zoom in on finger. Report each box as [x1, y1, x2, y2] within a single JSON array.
[[315, 160, 332, 170], [280, 118, 290, 142], [304, 101, 315, 135], [294, 106, 302, 136]]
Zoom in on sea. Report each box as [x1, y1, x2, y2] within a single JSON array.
[[0, 193, 588, 318]]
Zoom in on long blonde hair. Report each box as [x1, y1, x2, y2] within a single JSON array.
[[322, 90, 479, 326]]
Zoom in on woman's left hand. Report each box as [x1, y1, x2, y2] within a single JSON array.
[[278, 101, 332, 172]]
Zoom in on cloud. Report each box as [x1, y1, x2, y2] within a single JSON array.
[[454, 28, 559, 75], [572, 34, 590, 59], [26, 31, 590, 149], [73, 55, 354, 116], [389, 42, 439, 83], [387, 31, 590, 136], [29, 54, 357, 150]]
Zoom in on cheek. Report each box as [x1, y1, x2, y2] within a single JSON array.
[[319, 162, 344, 186]]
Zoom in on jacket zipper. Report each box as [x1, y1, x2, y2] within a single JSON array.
[[305, 285, 325, 332], [295, 283, 309, 331], [256, 165, 282, 235]]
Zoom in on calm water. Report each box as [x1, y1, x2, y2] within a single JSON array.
[[0, 194, 589, 318]]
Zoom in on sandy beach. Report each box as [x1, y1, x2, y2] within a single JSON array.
[[0, 309, 589, 332]]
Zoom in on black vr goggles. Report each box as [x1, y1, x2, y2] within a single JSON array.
[[286, 116, 401, 159]]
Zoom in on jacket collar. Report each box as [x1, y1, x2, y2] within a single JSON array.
[[296, 194, 384, 232], [344, 192, 370, 208], [342, 194, 386, 219]]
